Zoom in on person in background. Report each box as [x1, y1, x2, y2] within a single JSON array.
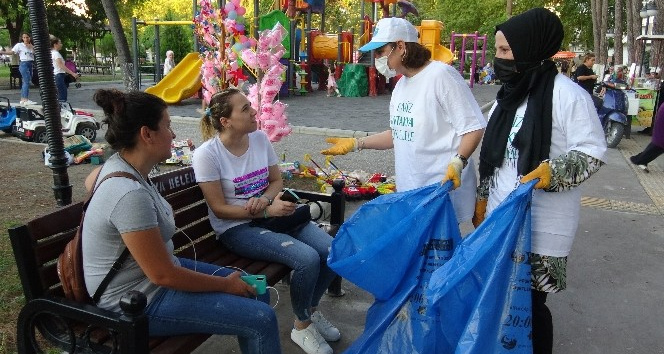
[[326, 62, 340, 97], [630, 101, 664, 172], [0, 33, 36, 105], [83, 89, 281, 354], [321, 17, 486, 225], [574, 53, 598, 95], [50, 36, 79, 102], [193, 89, 340, 354], [473, 8, 607, 353], [163, 50, 175, 76]]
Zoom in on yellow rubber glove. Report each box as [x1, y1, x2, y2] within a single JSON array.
[[472, 199, 487, 228], [441, 155, 464, 189], [520, 161, 552, 189], [321, 137, 357, 155]]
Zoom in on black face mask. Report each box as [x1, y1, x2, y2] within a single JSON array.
[[494, 57, 522, 84]]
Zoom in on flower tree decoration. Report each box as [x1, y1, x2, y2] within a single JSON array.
[[193, 0, 254, 102], [241, 22, 292, 142], [194, 0, 291, 142]]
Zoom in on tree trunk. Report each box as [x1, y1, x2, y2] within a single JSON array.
[[626, 0, 638, 65], [651, 0, 664, 72], [506, 0, 512, 18], [615, 0, 624, 66], [100, 0, 136, 91], [591, 0, 601, 59], [599, 0, 609, 65]]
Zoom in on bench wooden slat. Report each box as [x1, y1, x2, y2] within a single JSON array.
[[173, 202, 210, 227], [34, 229, 76, 265], [150, 334, 211, 354], [166, 186, 205, 210], [26, 202, 83, 242], [171, 222, 214, 250]]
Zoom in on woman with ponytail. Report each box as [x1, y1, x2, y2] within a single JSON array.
[[193, 89, 341, 354]]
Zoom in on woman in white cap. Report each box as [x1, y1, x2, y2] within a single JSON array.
[[321, 17, 486, 225]]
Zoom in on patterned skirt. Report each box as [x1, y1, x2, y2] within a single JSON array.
[[530, 253, 567, 293]]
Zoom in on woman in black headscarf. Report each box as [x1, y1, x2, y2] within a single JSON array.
[[472, 8, 607, 353]]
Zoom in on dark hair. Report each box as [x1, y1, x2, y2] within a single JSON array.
[[380, 42, 431, 70], [200, 88, 242, 140], [583, 53, 595, 62], [93, 89, 167, 150], [402, 42, 431, 68], [50, 35, 61, 48]]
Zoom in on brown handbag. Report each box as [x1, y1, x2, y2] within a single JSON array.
[[57, 171, 137, 303]]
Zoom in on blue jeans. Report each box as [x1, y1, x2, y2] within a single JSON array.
[[55, 73, 67, 102], [18, 61, 32, 99], [145, 258, 281, 354], [220, 221, 336, 321]]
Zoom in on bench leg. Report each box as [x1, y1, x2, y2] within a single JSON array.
[[326, 276, 345, 297]]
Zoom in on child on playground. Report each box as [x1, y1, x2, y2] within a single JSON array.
[[326, 62, 340, 97]]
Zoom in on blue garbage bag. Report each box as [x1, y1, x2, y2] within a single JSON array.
[[427, 181, 536, 353], [328, 182, 462, 353]]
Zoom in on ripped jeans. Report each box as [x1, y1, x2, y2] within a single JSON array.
[[219, 221, 337, 321]]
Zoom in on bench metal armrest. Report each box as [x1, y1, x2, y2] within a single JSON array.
[[17, 294, 149, 354], [292, 180, 346, 226]]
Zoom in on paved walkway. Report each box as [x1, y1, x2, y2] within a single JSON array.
[[1, 81, 663, 353]]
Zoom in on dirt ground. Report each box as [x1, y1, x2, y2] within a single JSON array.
[[0, 139, 98, 221]]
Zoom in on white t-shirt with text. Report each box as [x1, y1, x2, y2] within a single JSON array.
[[193, 130, 279, 235], [486, 73, 606, 257], [390, 60, 487, 223]]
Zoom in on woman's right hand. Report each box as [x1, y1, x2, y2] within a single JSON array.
[[225, 271, 256, 297], [266, 193, 297, 217]]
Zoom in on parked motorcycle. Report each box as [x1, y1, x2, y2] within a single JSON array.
[[594, 82, 631, 148]]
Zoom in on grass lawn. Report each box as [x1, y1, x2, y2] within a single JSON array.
[[0, 64, 119, 84], [0, 221, 25, 353]]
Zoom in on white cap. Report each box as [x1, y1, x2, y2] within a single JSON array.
[[359, 17, 419, 52]]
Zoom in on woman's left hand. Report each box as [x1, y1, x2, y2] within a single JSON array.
[[245, 195, 270, 215]]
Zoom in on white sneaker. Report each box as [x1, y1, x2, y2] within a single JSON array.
[[311, 311, 341, 342], [290, 323, 333, 354], [23, 100, 38, 105]]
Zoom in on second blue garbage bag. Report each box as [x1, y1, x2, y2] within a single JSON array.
[[426, 180, 536, 353], [328, 182, 461, 353]]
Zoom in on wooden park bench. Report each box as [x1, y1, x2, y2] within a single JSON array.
[[9, 64, 22, 89], [9, 166, 346, 353]]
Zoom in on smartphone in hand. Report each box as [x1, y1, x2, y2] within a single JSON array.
[[280, 188, 300, 203]]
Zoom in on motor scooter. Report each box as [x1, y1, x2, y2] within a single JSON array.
[[594, 82, 631, 148]]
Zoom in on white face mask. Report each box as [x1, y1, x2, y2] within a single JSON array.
[[375, 48, 397, 79]]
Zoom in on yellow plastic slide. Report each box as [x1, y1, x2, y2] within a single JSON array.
[[146, 52, 202, 104]]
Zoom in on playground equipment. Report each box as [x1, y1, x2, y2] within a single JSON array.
[[450, 32, 488, 88], [416, 20, 454, 64], [145, 52, 202, 104]]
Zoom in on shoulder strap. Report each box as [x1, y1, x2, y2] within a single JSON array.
[[85, 171, 140, 303]]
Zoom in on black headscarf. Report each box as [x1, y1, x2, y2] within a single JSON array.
[[478, 8, 564, 182]]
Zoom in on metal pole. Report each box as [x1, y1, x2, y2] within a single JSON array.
[[337, 25, 342, 64], [641, 16, 650, 77], [27, 0, 72, 206], [155, 22, 161, 82], [193, 0, 199, 52], [254, 0, 259, 39], [132, 17, 140, 90]]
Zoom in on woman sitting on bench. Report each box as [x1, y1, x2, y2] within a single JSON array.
[[83, 89, 281, 354], [193, 88, 340, 354]]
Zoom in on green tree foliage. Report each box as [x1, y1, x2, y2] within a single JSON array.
[[159, 10, 194, 62]]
